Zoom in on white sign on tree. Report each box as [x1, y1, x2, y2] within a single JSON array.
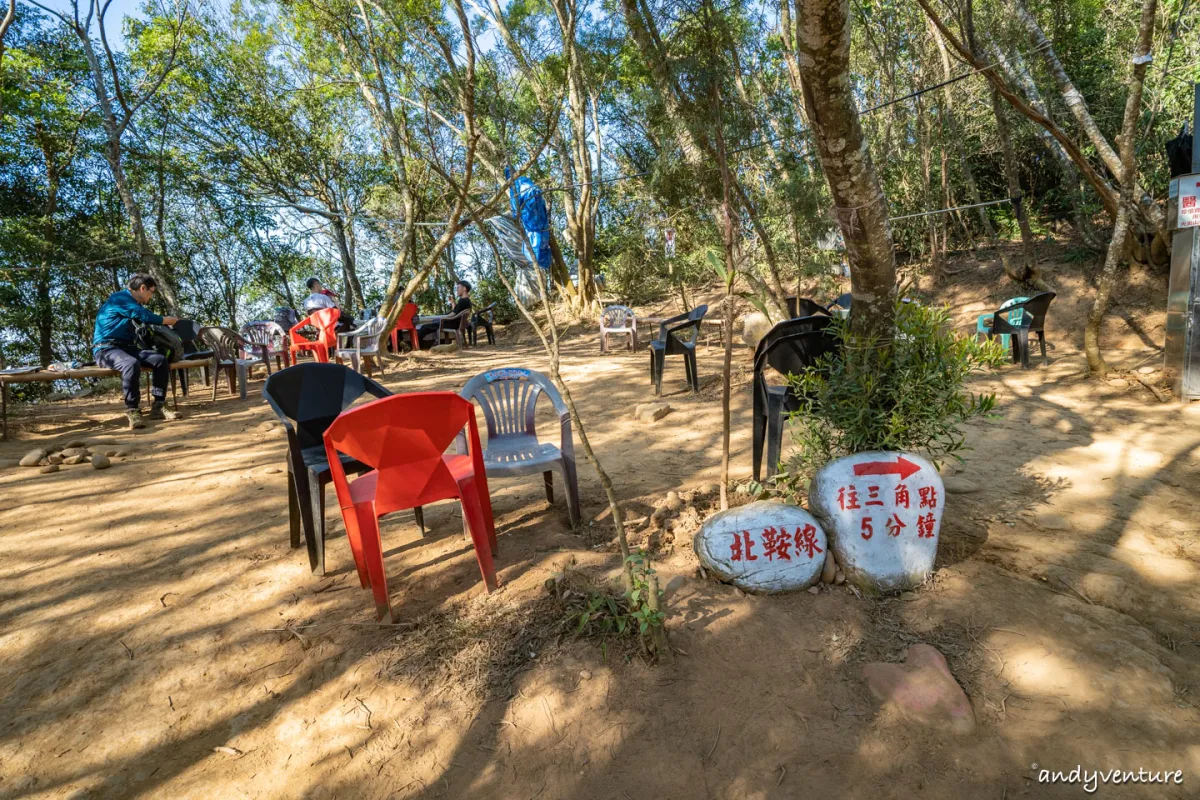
[[808, 452, 943, 593], [694, 501, 828, 593]]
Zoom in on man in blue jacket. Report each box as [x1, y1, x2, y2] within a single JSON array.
[[93, 274, 180, 430]]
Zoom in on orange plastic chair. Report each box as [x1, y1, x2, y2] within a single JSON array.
[[389, 303, 420, 353], [289, 308, 339, 364], [323, 392, 498, 622]]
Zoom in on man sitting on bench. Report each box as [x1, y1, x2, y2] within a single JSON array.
[[93, 274, 179, 430]]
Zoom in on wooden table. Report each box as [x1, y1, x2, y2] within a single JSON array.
[[0, 357, 214, 440]]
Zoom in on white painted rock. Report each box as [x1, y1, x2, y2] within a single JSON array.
[[693, 500, 828, 594], [809, 452, 943, 594]]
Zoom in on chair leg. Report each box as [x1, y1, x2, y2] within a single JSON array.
[[287, 468, 301, 548], [561, 459, 581, 528], [1038, 332, 1048, 365], [648, 350, 655, 386], [543, 471, 554, 504], [686, 351, 699, 393], [414, 505, 426, 536], [460, 483, 498, 592], [310, 472, 328, 576], [292, 471, 320, 572], [1016, 329, 1031, 369], [766, 394, 785, 482], [752, 388, 766, 482], [353, 504, 392, 622], [237, 364, 249, 400], [601, 331, 607, 353]]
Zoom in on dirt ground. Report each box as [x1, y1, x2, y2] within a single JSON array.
[[3, 246, 1200, 799]]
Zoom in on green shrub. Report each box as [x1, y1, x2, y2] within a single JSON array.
[[776, 299, 1006, 498]]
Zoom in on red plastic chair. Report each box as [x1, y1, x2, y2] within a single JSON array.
[[323, 392, 498, 622], [289, 308, 339, 364], [390, 303, 420, 353]]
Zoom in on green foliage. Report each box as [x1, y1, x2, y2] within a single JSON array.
[[572, 551, 665, 654], [776, 299, 1006, 496]]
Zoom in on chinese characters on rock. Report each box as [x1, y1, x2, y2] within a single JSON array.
[[838, 481, 937, 540], [730, 525, 824, 562]]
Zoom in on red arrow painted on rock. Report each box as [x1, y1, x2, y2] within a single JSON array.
[[853, 456, 921, 480]]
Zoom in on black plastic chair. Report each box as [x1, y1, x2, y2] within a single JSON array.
[[786, 296, 833, 319], [262, 362, 421, 575], [471, 303, 497, 346], [988, 291, 1056, 369], [752, 316, 840, 482], [649, 304, 708, 395]]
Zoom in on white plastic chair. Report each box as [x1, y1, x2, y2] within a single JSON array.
[[600, 305, 637, 352], [336, 316, 388, 376]]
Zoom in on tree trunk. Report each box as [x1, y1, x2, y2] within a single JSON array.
[[918, 0, 1120, 222], [794, 0, 896, 336], [1011, 0, 1165, 252], [35, 123, 58, 367], [990, 40, 1102, 250], [989, 87, 1044, 286], [76, 33, 179, 311], [329, 216, 364, 311], [1085, 0, 1158, 374]]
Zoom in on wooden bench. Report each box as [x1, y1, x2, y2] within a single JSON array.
[[0, 358, 215, 440]]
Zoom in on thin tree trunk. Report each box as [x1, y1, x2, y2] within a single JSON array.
[[1085, 0, 1158, 374], [989, 87, 1044, 287], [76, 34, 179, 310], [1011, 0, 1165, 253], [795, 0, 896, 336], [35, 123, 58, 367]]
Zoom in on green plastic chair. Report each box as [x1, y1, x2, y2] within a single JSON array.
[[977, 297, 1029, 350]]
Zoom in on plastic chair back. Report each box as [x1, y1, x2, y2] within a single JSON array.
[[394, 303, 418, 331], [753, 315, 834, 372], [786, 297, 832, 319], [461, 368, 566, 441], [601, 305, 635, 331], [993, 291, 1055, 335], [198, 326, 247, 364], [763, 326, 841, 382], [323, 392, 487, 517], [341, 316, 387, 354], [291, 308, 340, 348], [241, 321, 287, 355], [262, 362, 390, 451]]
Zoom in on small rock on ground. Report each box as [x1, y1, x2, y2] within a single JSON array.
[[834, 569, 846, 585], [1033, 510, 1071, 531], [633, 402, 672, 423], [429, 343, 458, 355], [821, 551, 837, 584], [1107, 378, 1129, 389], [1137, 366, 1156, 375], [662, 491, 683, 512], [20, 449, 48, 467], [944, 477, 981, 494], [39, 464, 60, 474], [863, 644, 976, 735], [63, 439, 88, 449], [62, 455, 87, 465], [60, 447, 90, 458], [48, 454, 64, 465], [90, 455, 111, 470]]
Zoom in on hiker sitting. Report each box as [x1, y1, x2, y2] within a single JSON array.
[[418, 280, 473, 348], [303, 277, 356, 333], [93, 274, 180, 430]]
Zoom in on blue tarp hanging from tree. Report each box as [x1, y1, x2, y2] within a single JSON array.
[[506, 167, 552, 270]]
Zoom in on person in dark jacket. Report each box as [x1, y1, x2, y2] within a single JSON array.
[[93, 274, 180, 429], [417, 280, 473, 347]]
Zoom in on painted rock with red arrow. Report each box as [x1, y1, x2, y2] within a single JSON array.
[[808, 451, 943, 594], [693, 501, 828, 593]]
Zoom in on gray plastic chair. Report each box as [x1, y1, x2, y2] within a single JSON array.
[[336, 316, 388, 376], [460, 367, 581, 527], [600, 305, 637, 352]]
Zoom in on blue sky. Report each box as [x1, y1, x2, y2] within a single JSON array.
[[28, 0, 147, 48]]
